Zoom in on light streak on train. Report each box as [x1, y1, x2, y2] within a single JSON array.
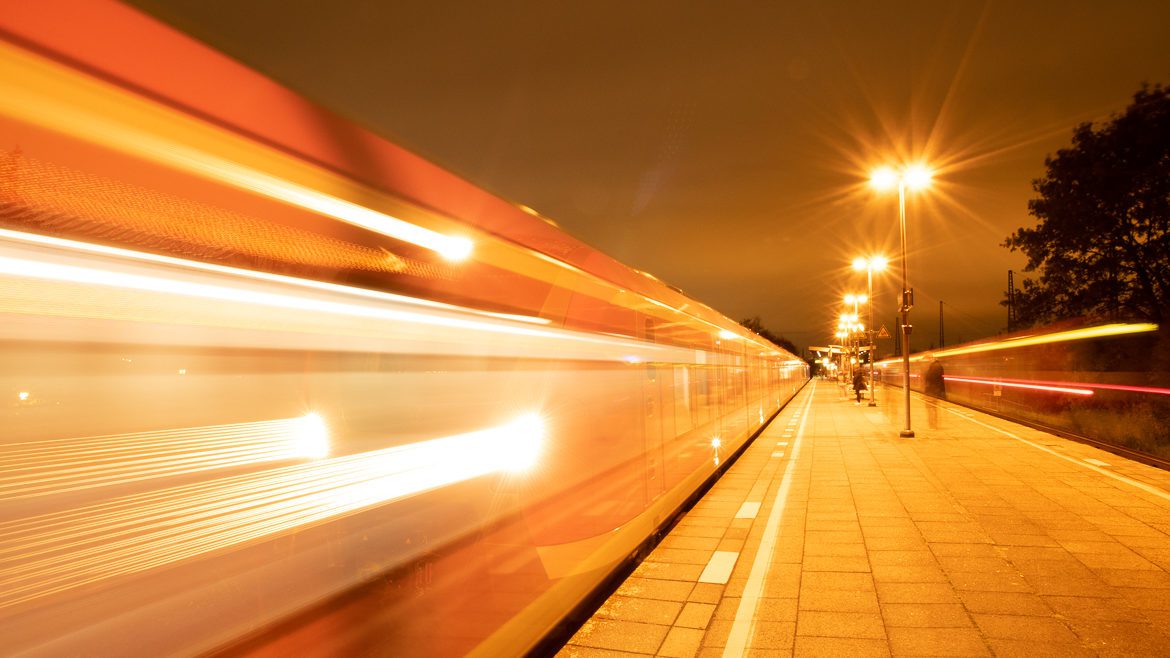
[[0, 413, 544, 610], [931, 322, 1158, 358], [0, 227, 550, 325], [946, 376, 1170, 398], [0, 230, 683, 365], [0, 253, 557, 340], [943, 376, 1095, 396], [0, 414, 330, 500]]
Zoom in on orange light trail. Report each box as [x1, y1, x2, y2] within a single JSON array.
[[0, 414, 543, 609], [944, 376, 1094, 396], [0, 229, 716, 368], [931, 323, 1159, 358], [0, 415, 328, 500], [878, 323, 1160, 368], [0, 227, 547, 325]]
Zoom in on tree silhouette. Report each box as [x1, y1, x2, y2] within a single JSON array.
[[1004, 84, 1170, 326], [739, 316, 799, 356]]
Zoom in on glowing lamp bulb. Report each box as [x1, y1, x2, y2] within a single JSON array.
[[904, 165, 933, 190], [711, 437, 722, 450], [870, 167, 898, 190]]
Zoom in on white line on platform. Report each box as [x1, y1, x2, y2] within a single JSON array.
[[776, 441, 788, 446], [946, 407, 1170, 503], [771, 451, 785, 458], [1084, 458, 1110, 467], [723, 382, 815, 657], [735, 502, 761, 519], [698, 551, 739, 584]]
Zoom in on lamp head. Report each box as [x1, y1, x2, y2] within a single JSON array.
[[904, 164, 933, 190], [870, 165, 933, 192], [870, 167, 898, 191]]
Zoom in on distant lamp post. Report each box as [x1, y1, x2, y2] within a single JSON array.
[[843, 294, 866, 386], [870, 165, 932, 437], [834, 328, 849, 379], [852, 256, 888, 406]]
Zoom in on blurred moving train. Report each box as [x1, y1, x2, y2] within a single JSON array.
[[0, 2, 807, 655], [878, 321, 1170, 462]]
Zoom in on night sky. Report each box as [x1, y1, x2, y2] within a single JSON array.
[[127, 1, 1170, 352]]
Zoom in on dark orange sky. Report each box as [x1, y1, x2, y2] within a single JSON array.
[[128, 0, 1170, 351]]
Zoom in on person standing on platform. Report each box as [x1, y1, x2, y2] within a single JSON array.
[[925, 358, 946, 400], [852, 370, 867, 404]]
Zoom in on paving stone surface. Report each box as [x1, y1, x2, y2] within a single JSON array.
[[559, 381, 1170, 656]]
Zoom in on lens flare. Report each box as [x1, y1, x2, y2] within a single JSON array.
[[498, 413, 545, 473], [438, 237, 474, 262]]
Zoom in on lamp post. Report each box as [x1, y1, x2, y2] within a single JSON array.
[[871, 165, 932, 437], [852, 256, 888, 407], [843, 295, 865, 391], [834, 329, 848, 386]]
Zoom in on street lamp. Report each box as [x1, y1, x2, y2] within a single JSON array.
[[852, 256, 888, 406], [870, 165, 932, 437]]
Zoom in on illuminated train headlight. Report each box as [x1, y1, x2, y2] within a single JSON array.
[[495, 413, 545, 473], [292, 413, 330, 460]]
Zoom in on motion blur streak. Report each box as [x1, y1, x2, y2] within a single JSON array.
[[0, 414, 329, 500], [932, 322, 1159, 358], [943, 376, 1095, 396], [0, 228, 548, 324], [1073, 383, 1170, 397], [0, 42, 472, 261], [947, 376, 1170, 398], [0, 413, 543, 609], [0, 252, 604, 345]]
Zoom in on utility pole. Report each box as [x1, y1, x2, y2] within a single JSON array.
[[1007, 270, 1016, 332], [939, 300, 944, 348]]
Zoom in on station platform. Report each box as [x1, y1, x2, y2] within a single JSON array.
[[559, 379, 1170, 657]]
